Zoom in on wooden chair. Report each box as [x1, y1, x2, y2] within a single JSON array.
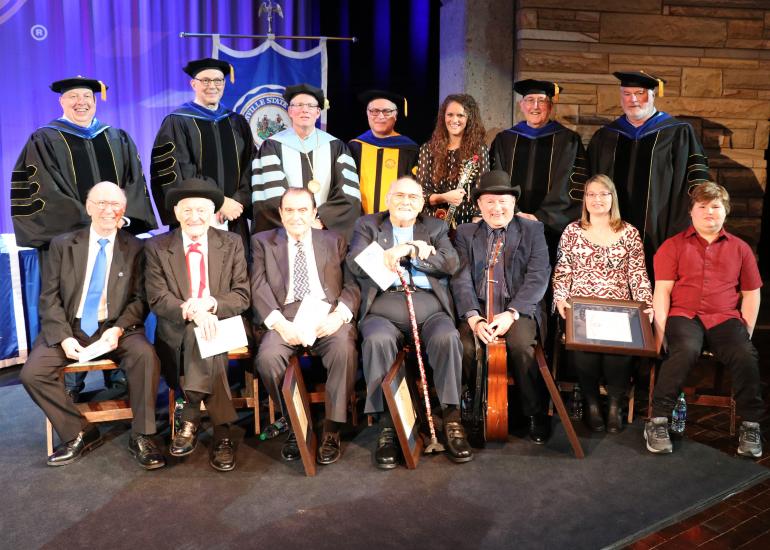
[[169, 346, 260, 437], [266, 351, 359, 428], [647, 350, 736, 435], [45, 358, 173, 455]]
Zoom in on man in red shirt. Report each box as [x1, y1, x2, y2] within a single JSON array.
[[646, 182, 763, 457]]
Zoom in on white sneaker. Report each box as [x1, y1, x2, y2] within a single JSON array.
[[644, 417, 673, 454]]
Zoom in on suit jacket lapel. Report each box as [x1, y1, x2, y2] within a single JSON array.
[[504, 219, 523, 286], [311, 229, 331, 298], [70, 229, 89, 306], [167, 229, 190, 299], [272, 228, 290, 303], [107, 231, 128, 298], [207, 228, 225, 295], [471, 223, 489, 300]]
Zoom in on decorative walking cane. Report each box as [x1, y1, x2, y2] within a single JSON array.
[[397, 270, 445, 453]]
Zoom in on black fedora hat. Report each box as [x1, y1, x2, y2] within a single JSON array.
[[471, 170, 521, 201], [165, 178, 224, 212]]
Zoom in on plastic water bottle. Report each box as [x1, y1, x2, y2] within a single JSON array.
[[670, 392, 687, 434], [259, 416, 289, 441], [173, 397, 185, 433], [570, 384, 584, 420]]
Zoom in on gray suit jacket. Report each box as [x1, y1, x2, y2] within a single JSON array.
[[346, 212, 459, 321], [250, 228, 360, 325], [40, 227, 147, 347]]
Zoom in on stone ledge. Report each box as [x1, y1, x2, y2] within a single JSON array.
[[519, 0, 661, 12], [517, 29, 598, 42], [601, 14, 727, 48]]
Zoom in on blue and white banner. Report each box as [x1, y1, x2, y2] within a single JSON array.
[[213, 36, 328, 146], [0, 234, 31, 368]]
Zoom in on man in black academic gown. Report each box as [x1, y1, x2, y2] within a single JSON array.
[[252, 83, 362, 239], [587, 71, 710, 262], [348, 90, 419, 214], [11, 76, 158, 400], [11, 76, 157, 251], [490, 79, 588, 259], [150, 58, 256, 253]]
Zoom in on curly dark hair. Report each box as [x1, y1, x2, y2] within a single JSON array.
[[426, 94, 486, 184]]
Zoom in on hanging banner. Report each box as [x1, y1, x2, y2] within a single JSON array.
[[213, 36, 328, 146]]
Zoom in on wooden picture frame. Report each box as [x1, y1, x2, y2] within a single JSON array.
[[381, 350, 423, 469], [282, 356, 317, 477], [565, 296, 657, 357]]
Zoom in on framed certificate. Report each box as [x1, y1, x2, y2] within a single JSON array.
[[382, 350, 423, 469], [282, 356, 317, 477], [565, 296, 657, 357]]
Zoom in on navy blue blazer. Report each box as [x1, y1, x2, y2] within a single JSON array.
[[450, 216, 550, 334]]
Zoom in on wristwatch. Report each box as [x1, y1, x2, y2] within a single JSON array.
[[507, 308, 520, 321]]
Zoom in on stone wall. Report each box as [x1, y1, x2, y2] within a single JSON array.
[[514, 0, 769, 248]]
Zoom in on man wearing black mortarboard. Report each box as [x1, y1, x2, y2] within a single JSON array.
[[490, 79, 588, 261], [11, 76, 158, 401], [150, 58, 256, 256], [587, 71, 709, 264], [11, 76, 157, 253], [252, 83, 362, 239], [348, 90, 419, 214]]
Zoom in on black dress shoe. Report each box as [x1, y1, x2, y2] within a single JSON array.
[[528, 414, 551, 445], [316, 432, 341, 465], [585, 397, 605, 433], [606, 397, 624, 434], [281, 431, 301, 461], [128, 434, 165, 470], [210, 438, 236, 472], [374, 427, 401, 470], [47, 425, 102, 466], [169, 421, 198, 457], [444, 421, 473, 463]]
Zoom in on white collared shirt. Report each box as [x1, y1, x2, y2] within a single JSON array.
[[76, 227, 116, 321], [182, 232, 211, 299]]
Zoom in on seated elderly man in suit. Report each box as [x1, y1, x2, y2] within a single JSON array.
[[251, 188, 359, 466], [450, 170, 552, 444], [145, 179, 250, 472], [347, 176, 471, 468], [20, 181, 164, 469]]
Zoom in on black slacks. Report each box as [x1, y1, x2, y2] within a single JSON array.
[[569, 350, 633, 399], [21, 326, 160, 443], [459, 317, 544, 417], [652, 316, 763, 421]]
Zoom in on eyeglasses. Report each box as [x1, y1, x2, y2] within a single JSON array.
[[194, 78, 225, 87], [585, 192, 612, 199], [367, 108, 397, 117], [390, 192, 422, 202], [522, 98, 550, 107], [289, 102, 320, 110], [89, 200, 124, 211]]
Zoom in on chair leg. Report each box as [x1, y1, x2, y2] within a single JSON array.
[[168, 387, 176, 439], [627, 383, 635, 424], [252, 375, 260, 435], [269, 396, 276, 424], [46, 418, 54, 456], [729, 392, 736, 437], [350, 393, 358, 427], [647, 359, 656, 419]]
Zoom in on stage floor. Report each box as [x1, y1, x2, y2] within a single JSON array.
[[1, 384, 767, 550]]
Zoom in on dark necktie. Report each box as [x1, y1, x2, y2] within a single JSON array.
[[186, 242, 206, 298], [82, 238, 109, 336], [294, 240, 310, 300], [488, 229, 507, 316]]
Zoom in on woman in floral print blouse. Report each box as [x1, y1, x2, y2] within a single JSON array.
[[552, 174, 653, 434]]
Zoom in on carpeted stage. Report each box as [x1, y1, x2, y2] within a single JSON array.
[[1, 383, 767, 550]]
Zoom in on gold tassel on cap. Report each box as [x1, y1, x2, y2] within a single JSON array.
[[553, 83, 560, 103], [657, 78, 664, 97], [404, 97, 408, 117], [229, 64, 235, 84], [99, 81, 106, 101], [324, 98, 330, 110]]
